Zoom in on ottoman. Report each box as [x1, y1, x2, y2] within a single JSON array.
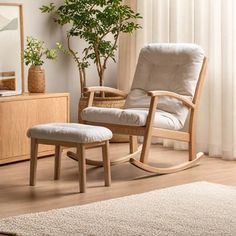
[[27, 123, 113, 193]]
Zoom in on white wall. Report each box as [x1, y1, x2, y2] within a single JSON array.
[[0, 0, 118, 121]]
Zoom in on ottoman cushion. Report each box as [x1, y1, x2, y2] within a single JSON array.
[[27, 123, 113, 144]]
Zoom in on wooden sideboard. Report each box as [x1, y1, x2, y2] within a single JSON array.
[[0, 93, 70, 165]]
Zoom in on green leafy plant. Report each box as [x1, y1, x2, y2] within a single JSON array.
[[40, 0, 142, 96], [24, 36, 57, 67]]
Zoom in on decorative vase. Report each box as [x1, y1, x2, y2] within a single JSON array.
[[28, 65, 45, 93], [79, 93, 129, 143]]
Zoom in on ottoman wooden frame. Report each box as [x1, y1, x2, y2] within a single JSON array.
[[29, 138, 111, 193]]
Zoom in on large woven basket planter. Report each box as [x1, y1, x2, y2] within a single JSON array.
[[28, 65, 45, 93], [79, 94, 129, 143]]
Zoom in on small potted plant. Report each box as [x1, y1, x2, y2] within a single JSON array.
[[24, 36, 57, 93]]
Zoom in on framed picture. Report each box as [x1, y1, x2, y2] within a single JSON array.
[[0, 3, 24, 95]]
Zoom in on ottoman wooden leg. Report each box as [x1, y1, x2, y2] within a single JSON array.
[[102, 141, 111, 187], [54, 145, 62, 180], [77, 144, 86, 193], [29, 138, 38, 186]]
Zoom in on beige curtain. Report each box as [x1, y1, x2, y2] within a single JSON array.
[[118, 0, 236, 160], [117, 0, 137, 92]]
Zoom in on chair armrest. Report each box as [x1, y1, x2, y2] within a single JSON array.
[[147, 90, 195, 109], [84, 86, 128, 98]]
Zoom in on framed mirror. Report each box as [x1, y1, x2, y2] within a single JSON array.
[[0, 3, 24, 96]]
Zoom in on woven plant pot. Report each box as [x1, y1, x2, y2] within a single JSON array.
[[79, 94, 129, 143], [28, 65, 45, 93]]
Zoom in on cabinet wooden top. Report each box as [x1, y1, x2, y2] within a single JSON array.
[[0, 93, 70, 102]]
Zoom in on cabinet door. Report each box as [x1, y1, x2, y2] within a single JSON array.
[[0, 96, 68, 163]]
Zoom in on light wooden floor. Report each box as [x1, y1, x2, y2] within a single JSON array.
[[0, 143, 236, 219]]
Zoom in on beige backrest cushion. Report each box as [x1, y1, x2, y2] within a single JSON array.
[[125, 43, 205, 126]]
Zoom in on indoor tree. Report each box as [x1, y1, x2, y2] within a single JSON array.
[[40, 0, 141, 97]]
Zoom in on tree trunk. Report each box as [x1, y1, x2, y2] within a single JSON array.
[[79, 67, 86, 97], [99, 68, 105, 97]]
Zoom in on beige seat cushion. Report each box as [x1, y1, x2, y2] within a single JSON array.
[[81, 107, 183, 130], [125, 43, 205, 127], [27, 123, 113, 144]]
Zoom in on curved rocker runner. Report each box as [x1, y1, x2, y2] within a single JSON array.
[[130, 152, 204, 174], [67, 142, 143, 167]]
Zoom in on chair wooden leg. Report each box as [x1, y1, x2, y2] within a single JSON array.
[[54, 145, 61, 180], [189, 137, 196, 161], [77, 144, 86, 193], [29, 138, 38, 186], [189, 108, 197, 161], [140, 129, 153, 164], [189, 115, 196, 161], [129, 136, 138, 154], [139, 96, 157, 164], [102, 141, 111, 187]]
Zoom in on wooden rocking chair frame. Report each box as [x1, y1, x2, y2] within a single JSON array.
[[68, 58, 208, 174]]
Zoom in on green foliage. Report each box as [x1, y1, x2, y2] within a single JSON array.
[[24, 37, 57, 66], [40, 0, 142, 93]]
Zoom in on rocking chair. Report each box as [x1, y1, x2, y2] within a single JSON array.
[[69, 44, 208, 174]]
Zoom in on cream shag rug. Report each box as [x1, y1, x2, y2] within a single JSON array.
[[0, 182, 236, 236]]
